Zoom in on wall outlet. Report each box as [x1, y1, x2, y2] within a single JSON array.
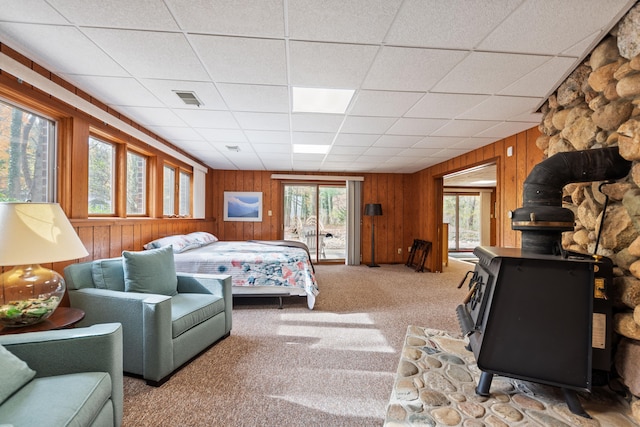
[[268, 210, 272, 216], [408, 246, 412, 253], [397, 248, 402, 254]]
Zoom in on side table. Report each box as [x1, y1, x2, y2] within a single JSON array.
[[0, 307, 85, 335]]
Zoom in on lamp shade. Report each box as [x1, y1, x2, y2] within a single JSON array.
[[0, 203, 88, 266], [364, 203, 382, 216]]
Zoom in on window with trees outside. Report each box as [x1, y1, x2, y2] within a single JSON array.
[[88, 136, 115, 215], [163, 164, 191, 217], [126, 150, 147, 215], [0, 99, 56, 202]]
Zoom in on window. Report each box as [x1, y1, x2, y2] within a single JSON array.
[[126, 150, 147, 215], [88, 137, 115, 215], [0, 99, 56, 202], [444, 193, 481, 251], [179, 170, 191, 216], [163, 164, 191, 217]]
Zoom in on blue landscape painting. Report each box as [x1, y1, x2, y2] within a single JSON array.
[[226, 194, 260, 218]]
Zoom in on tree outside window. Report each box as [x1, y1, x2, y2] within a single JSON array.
[[0, 100, 55, 202], [127, 151, 146, 215], [88, 137, 115, 214], [163, 164, 191, 217]]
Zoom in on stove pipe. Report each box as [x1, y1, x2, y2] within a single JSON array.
[[510, 146, 631, 255]]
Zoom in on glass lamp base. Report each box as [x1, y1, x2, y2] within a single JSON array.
[[0, 265, 65, 327]]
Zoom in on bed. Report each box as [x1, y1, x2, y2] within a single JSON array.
[[144, 233, 319, 309]]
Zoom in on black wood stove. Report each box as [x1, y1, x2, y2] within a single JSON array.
[[456, 147, 631, 417]]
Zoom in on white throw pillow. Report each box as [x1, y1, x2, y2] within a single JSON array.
[[0, 344, 36, 404]]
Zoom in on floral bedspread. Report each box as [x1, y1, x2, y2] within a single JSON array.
[[173, 241, 319, 308]]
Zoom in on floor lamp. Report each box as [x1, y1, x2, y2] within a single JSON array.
[[364, 203, 382, 267]]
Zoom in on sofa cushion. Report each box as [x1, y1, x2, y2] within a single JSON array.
[[122, 246, 178, 296], [0, 344, 36, 405], [0, 372, 112, 427], [91, 257, 125, 291], [171, 294, 225, 338]]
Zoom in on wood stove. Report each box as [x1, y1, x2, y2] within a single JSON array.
[[456, 147, 631, 417]]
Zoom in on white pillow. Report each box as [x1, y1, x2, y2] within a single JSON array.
[[0, 344, 36, 404]]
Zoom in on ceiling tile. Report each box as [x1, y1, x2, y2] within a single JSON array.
[[477, 122, 537, 139], [364, 147, 404, 156], [374, 135, 422, 148], [244, 130, 291, 144], [0, 23, 128, 76], [414, 136, 467, 149], [289, 41, 378, 89], [197, 129, 247, 143], [386, 0, 521, 49], [49, 0, 178, 30], [251, 143, 291, 154], [140, 79, 227, 110], [432, 120, 501, 137], [329, 146, 368, 155], [165, 0, 284, 37], [433, 52, 551, 95], [333, 133, 380, 146], [325, 154, 360, 163], [363, 46, 468, 91], [216, 84, 289, 113], [61, 75, 162, 107], [458, 96, 542, 121], [349, 90, 424, 117], [478, 0, 634, 55], [235, 113, 290, 131], [83, 28, 209, 80], [288, 0, 401, 43], [498, 57, 579, 97], [117, 106, 185, 127], [341, 116, 396, 134], [397, 147, 443, 157], [451, 137, 498, 150], [0, 0, 67, 24], [405, 93, 489, 119], [190, 35, 287, 85], [291, 132, 334, 145], [386, 118, 448, 136], [292, 113, 344, 133], [173, 109, 238, 129], [146, 126, 204, 141]]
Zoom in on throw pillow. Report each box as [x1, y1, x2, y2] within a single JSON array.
[[122, 246, 178, 296], [187, 231, 218, 247], [91, 258, 125, 291], [0, 344, 36, 405], [143, 235, 198, 253]]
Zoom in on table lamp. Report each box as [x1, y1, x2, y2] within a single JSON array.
[[0, 203, 88, 327], [364, 203, 383, 267]]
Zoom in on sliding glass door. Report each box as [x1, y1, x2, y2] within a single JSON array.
[[444, 193, 481, 251], [283, 184, 346, 262]]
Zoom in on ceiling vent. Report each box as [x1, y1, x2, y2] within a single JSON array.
[[173, 91, 202, 107], [226, 145, 240, 152]]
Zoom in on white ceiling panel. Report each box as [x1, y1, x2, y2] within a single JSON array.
[[0, 1, 633, 173], [363, 47, 468, 91], [83, 28, 208, 80], [190, 35, 287, 85], [165, 0, 285, 37], [433, 52, 551, 95], [0, 23, 128, 76], [349, 90, 424, 117], [478, 0, 635, 55], [49, 0, 178, 30], [235, 113, 290, 131], [288, 0, 401, 43], [289, 41, 379, 88], [386, 0, 521, 49], [406, 93, 489, 119], [216, 84, 289, 113]]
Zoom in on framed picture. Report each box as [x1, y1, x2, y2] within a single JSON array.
[[223, 191, 263, 222]]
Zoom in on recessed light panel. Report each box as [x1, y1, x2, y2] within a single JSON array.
[[292, 87, 355, 114]]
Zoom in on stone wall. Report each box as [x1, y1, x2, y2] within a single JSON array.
[[537, 3, 640, 416]]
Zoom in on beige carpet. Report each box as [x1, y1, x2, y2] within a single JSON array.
[[386, 326, 638, 426], [120, 260, 636, 426]]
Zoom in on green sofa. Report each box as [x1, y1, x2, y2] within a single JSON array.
[[0, 323, 123, 427], [64, 252, 232, 386]]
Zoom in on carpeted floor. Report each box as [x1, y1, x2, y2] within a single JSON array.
[[120, 259, 637, 426]]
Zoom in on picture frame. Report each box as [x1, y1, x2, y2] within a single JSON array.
[[223, 191, 263, 222]]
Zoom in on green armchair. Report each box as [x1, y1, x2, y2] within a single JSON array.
[[64, 252, 232, 386], [0, 323, 123, 427]]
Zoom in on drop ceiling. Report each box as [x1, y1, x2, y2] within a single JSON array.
[[0, 0, 635, 174]]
